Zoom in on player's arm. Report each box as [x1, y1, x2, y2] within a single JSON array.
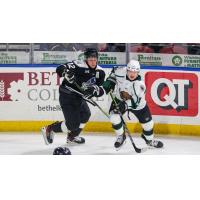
[[102, 68, 117, 94], [56, 62, 77, 84], [83, 69, 106, 99], [134, 81, 146, 99]]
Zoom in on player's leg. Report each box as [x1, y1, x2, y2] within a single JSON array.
[[131, 105, 163, 148], [41, 121, 63, 145], [41, 92, 82, 145], [109, 102, 126, 149], [67, 100, 91, 144]]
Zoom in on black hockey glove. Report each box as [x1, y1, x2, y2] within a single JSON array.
[[113, 101, 128, 114], [63, 63, 76, 84], [64, 69, 76, 84], [83, 85, 100, 99]]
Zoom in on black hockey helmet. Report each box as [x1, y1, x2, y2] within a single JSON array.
[[53, 147, 71, 155], [84, 48, 98, 59]]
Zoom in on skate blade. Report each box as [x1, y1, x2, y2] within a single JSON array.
[[66, 140, 85, 146], [41, 127, 50, 145], [147, 145, 164, 150]]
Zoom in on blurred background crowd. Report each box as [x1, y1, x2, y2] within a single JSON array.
[[0, 43, 200, 55]]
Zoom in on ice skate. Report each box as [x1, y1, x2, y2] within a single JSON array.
[[114, 133, 126, 150], [67, 132, 85, 144], [141, 134, 163, 148], [41, 122, 59, 145]]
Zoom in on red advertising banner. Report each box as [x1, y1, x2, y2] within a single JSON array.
[[0, 73, 24, 101], [145, 72, 198, 116]]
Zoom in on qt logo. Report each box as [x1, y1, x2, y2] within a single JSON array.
[[145, 72, 198, 116]]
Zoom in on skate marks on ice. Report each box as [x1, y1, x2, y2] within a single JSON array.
[[0, 133, 200, 155]]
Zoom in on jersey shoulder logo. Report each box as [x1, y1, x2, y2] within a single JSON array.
[[85, 70, 90, 73]]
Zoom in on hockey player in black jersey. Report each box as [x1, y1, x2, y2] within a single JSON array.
[[41, 48, 105, 145]]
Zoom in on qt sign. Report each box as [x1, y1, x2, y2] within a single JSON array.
[[145, 72, 198, 116]]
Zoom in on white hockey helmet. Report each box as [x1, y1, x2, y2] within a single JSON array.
[[126, 59, 140, 72]]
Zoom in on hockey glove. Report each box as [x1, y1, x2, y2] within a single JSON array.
[[113, 101, 128, 114], [120, 91, 132, 101], [63, 64, 76, 84], [64, 70, 75, 84], [103, 74, 116, 94], [83, 85, 100, 99]]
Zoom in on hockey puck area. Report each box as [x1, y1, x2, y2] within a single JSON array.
[[0, 132, 200, 155]]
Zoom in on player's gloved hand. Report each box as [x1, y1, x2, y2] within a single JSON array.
[[113, 101, 128, 114], [64, 69, 76, 84], [63, 64, 76, 84], [83, 85, 100, 99], [120, 91, 132, 101]]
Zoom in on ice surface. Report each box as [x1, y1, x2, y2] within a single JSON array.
[[0, 132, 200, 155]]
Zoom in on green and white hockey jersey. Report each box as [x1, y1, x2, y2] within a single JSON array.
[[103, 66, 146, 110]]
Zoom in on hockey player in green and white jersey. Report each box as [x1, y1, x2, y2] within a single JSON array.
[[103, 59, 164, 149]]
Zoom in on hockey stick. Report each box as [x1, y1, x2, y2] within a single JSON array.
[[62, 85, 96, 106], [73, 82, 110, 118], [65, 83, 145, 153], [73, 81, 144, 153], [109, 92, 145, 153], [64, 84, 110, 118]]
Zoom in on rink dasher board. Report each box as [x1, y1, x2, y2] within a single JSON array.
[[0, 65, 200, 136]]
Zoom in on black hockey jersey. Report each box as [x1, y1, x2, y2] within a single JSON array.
[[56, 60, 106, 96]]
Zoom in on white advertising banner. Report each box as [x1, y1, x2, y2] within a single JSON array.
[[0, 66, 199, 126], [130, 52, 200, 67], [33, 51, 126, 65], [1, 51, 200, 68], [0, 67, 110, 121], [0, 52, 29, 64], [1, 50, 200, 68], [34, 51, 200, 67]]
